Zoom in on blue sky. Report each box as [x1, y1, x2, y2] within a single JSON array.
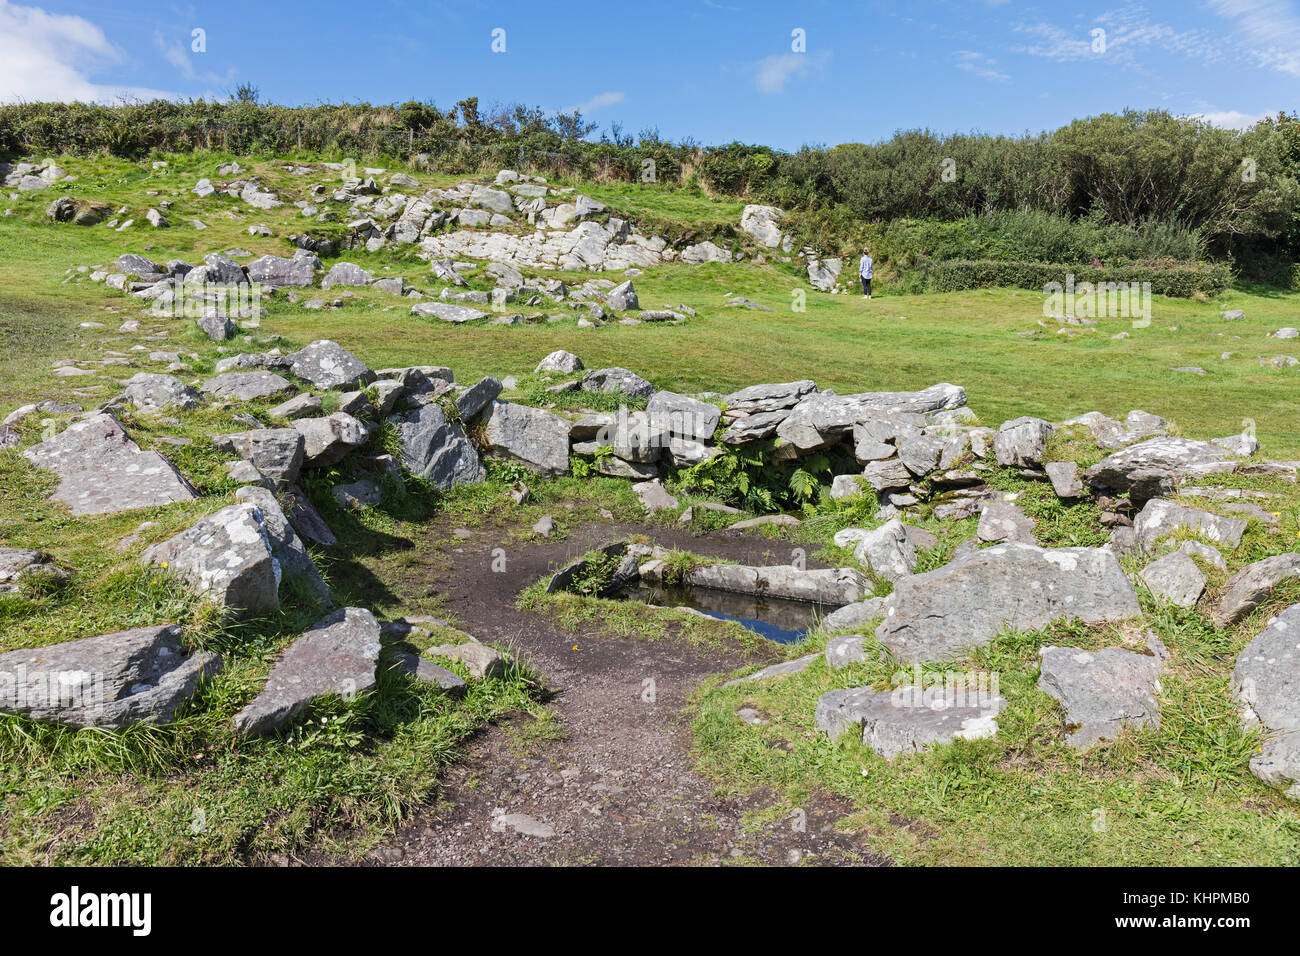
[[1, 0, 1297, 149]]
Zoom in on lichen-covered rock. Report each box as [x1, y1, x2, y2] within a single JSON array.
[[286, 340, 374, 390], [390, 404, 484, 488], [1233, 604, 1300, 797], [1038, 643, 1164, 748], [480, 400, 571, 476], [1213, 553, 1300, 628], [122, 372, 202, 413]]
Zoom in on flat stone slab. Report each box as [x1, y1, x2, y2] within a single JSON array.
[[202, 371, 296, 401], [234, 607, 382, 736], [393, 653, 467, 696], [815, 685, 1005, 757], [1084, 436, 1235, 503], [819, 596, 889, 632], [686, 564, 870, 605], [977, 500, 1036, 544], [1038, 644, 1164, 748], [876, 543, 1140, 663], [722, 653, 819, 686], [287, 340, 375, 390], [1134, 498, 1247, 551], [1045, 460, 1084, 497], [427, 642, 505, 679], [23, 413, 197, 515], [825, 634, 868, 669], [1233, 604, 1300, 798], [0, 625, 219, 729], [1214, 553, 1300, 629]]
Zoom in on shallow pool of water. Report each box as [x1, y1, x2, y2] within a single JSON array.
[[627, 583, 836, 644]]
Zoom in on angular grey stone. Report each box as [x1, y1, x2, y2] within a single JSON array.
[[122, 372, 201, 413], [876, 543, 1141, 663], [723, 380, 817, 416], [582, 367, 654, 399], [480, 401, 570, 476], [456, 376, 503, 422], [116, 253, 160, 275], [202, 253, 248, 285], [1139, 550, 1206, 608], [1233, 604, 1300, 797], [633, 479, 678, 512], [392, 653, 466, 696], [535, 349, 583, 374], [1177, 539, 1226, 570], [197, 310, 237, 341], [1213, 553, 1300, 629], [0, 625, 219, 729], [234, 607, 382, 736], [776, 385, 966, 450], [268, 394, 323, 420], [287, 340, 374, 390], [898, 434, 945, 476], [234, 485, 331, 606], [202, 371, 295, 401], [606, 280, 639, 311], [143, 503, 281, 618], [246, 253, 318, 288], [1085, 437, 1235, 503], [995, 416, 1054, 468], [321, 261, 373, 288], [739, 204, 785, 247], [1045, 460, 1084, 498], [428, 642, 505, 679], [1133, 498, 1247, 551], [213, 428, 305, 486], [853, 518, 916, 583], [23, 414, 196, 515], [391, 404, 484, 488], [647, 391, 720, 443], [860, 457, 912, 491], [293, 412, 369, 468], [977, 500, 1036, 544], [1038, 644, 1163, 748]]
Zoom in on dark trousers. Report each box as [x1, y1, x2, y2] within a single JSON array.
[[860, 276, 872, 295]]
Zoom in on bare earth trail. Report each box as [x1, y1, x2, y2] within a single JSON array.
[[347, 520, 886, 867]]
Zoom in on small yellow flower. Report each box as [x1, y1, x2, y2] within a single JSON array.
[[160, 561, 168, 568]]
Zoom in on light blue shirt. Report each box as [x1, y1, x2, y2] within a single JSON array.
[[859, 255, 873, 278]]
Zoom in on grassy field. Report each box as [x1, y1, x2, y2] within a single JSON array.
[[1, 150, 1299, 865]]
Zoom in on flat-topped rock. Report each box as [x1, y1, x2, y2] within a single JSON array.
[[286, 340, 374, 390], [1085, 436, 1235, 503], [202, 371, 295, 401], [815, 684, 1005, 757], [876, 543, 1140, 663], [1038, 643, 1164, 748], [213, 428, 304, 486], [1139, 550, 1206, 608], [686, 564, 869, 605], [1213, 553, 1300, 629], [122, 372, 202, 413], [234, 607, 382, 736], [23, 413, 197, 515], [1133, 498, 1247, 551], [0, 624, 219, 729]]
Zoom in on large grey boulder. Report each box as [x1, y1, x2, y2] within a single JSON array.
[[1038, 643, 1164, 748], [23, 414, 196, 515], [722, 380, 817, 416], [1213, 553, 1300, 629], [814, 685, 1005, 756], [197, 310, 237, 341], [213, 428, 305, 486], [1233, 604, 1300, 797], [647, 391, 720, 443], [897, 434, 945, 476], [775, 385, 966, 450], [876, 543, 1141, 663], [245, 253, 318, 288], [994, 417, 1054, 467], [202, 253, 248, 285], [1133, 498, 1247, 551], [287, 340, 374, 390], [480, 401, 571, 477], [1085, 437, 1235, 503], [582, 367, 655, 399], [143, 503, 281, 618], [1139, 550, 1206, 608], [535, 350, 583, 374], [390, 404, 484, 488], [321, 262, 374, 288], [293, 412, 369, 468], [825, 634, 868, 669], [852, 518, 916, 583], [819, 596, 889, 632], [739, 204, 785, 247], [202, 371, 295, 401], [0, 625, 219, 729], [234, 607, 382, 736], [122, 372, 202, 413], [685, 564, 870, 605], [468, 185, 514, 214]]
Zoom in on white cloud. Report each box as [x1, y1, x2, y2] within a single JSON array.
[[752, 50, 830, 93], [1208, 0, 1300, 75], [1189, 109, 1273, 129], [0, 0, 174, 103], [1013, 8, 1221, 68], [566, 91, 625, 114], [954, 50, 1010, 81], [153, 30, 235, 86]]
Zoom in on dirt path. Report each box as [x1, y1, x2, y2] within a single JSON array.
[[356, 520, 885, 867]]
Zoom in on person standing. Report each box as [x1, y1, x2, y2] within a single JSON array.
[[859, 248, 873, 299]]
